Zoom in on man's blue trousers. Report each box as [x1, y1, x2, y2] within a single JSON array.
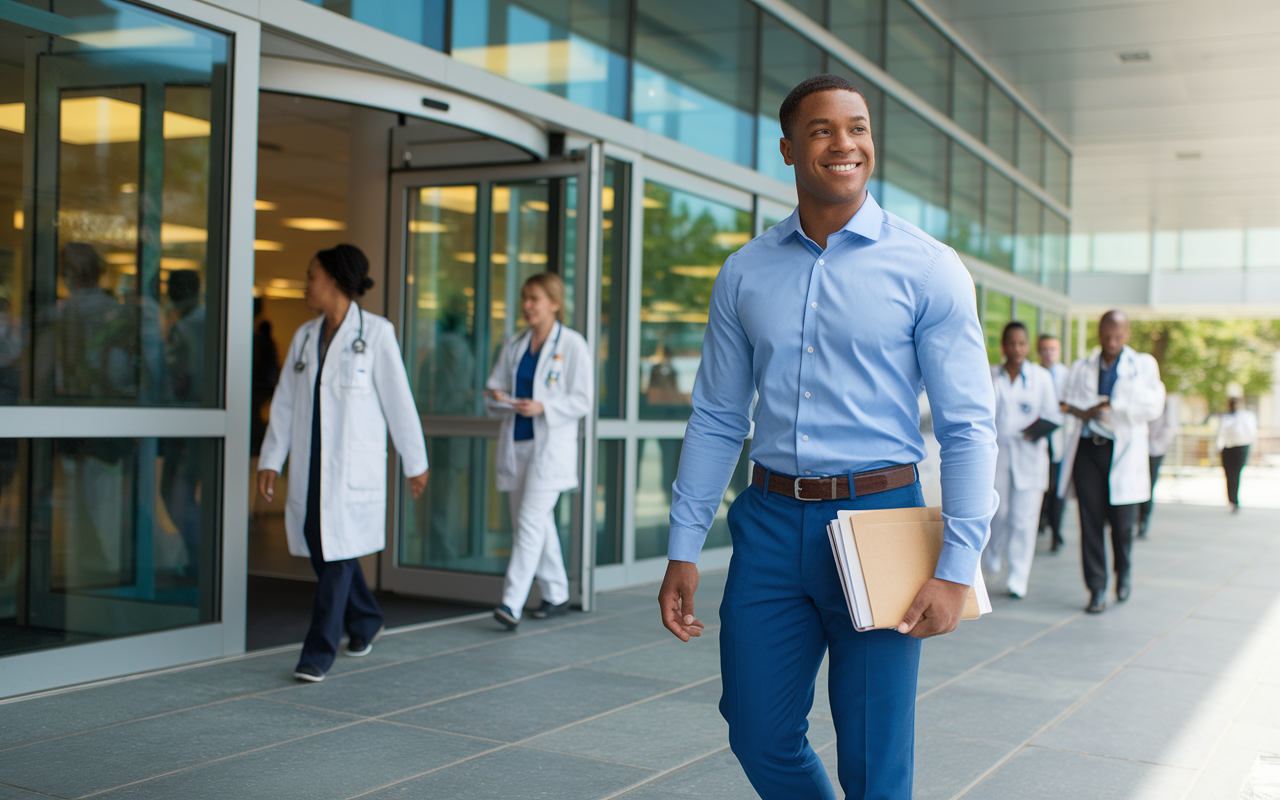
[[719, 479, 924, 800]]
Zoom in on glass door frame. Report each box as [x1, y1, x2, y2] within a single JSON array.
[[381, 147, 604, 611]]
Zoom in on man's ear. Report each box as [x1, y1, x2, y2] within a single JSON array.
[[780, 136, 794, 166]]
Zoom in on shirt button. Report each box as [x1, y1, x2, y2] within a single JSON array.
[[805, 391, 811, 398], [802, 435, 810, 441], [807, 346, 814, 353], [805, 470, 812, 475], [818, 259, 825, 265], [811, 302, 817, 308]]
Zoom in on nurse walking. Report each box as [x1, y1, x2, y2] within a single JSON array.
[[983, 321, 1062, 599], [485, 273, 592, 630], [258, 245, 429, 681]]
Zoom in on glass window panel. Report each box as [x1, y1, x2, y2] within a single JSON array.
[[406, 185, 481, 416], [880, 99, 948, 241], [885, 0, 950, 112], [1013, 189, 1042, 281], [640, 181, 752, 421], [490, 180, 562, 347], [1044, 138, 1069, 205], [982, 168, 1014, 270], [1043, 211, 1068, 293], [634, 437, 749, 560], [984, 84, 1016, 163], [1180, 229, 1244, 269], [1, 4, 228, 407], [1016, 111, 1043, 184], [1246, 228, 1280, 269], [1153, 230, 1178, 271], [1091, 232, 1149, 273], [598, 159, 627, 418], [757, 14, 826, 185], [948, 143, 983, 258], [1012, 301, 1038, 330], [633, 0, 758, 167], [829, 0, 884, 66], [951, 52, 984, 139], [789, 0, 826, 25], [595, 439, 623, 565], [306, 0, 447, 51], [984, 289, 1011, 364], [451, 0, 629, 119], [1042, 310, 1064, 340], [1, 437, 219, 657], [1069, 233, 1091, 272]]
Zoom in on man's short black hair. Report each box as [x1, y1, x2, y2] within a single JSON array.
[[1002, 320, 1029, 344], [1037, 332, 1059, 344], [779, 73, 867, 139]]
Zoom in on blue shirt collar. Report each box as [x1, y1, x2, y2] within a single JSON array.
[[777, 191, 884, 250]]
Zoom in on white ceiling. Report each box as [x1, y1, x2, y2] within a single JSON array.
[[921, 0, 1280, 233]]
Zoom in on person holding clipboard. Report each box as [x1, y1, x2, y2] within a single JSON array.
[[484, 273, 592, 630], [982, 321, 1062, 599]]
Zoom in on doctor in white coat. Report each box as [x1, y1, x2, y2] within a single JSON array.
[[1058, 310, 1165, 613], [484, 272, 592, 630], [258, 245, 429, 681], [984, 321, 1062, 599]]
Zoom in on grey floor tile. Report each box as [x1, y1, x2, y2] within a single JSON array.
[[1033, 665, 1238, 769], [916, 667, 1096, 746], [0, 696, 352, 797], [581, 629, 721, 682], [265, 649, 560, 717], [1195, 586, 1280, 626], [0, 785, 49, 799], [963, 745, 1196, 800], [524, 696, 729, 771], [913, 732, 1013, 800], [384, 667, 679, 742], [362, 744, 653, 799], [90, 720, 492, 800], [609, 746, 757, 799], [475, 620, 671, 669], [990, 621, 1155, 683], [1133, 617, 1269, 676]]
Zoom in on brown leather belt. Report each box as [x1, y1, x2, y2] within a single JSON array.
[[751, 463, 917, 502]]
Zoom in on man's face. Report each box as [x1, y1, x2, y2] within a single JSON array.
[[1038, 338, 1060, 367], [1002, 328, 1030, 367], [780, 90, 875, 207], [1098, 320, 1129, 362]]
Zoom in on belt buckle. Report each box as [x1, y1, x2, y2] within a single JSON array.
[[793, 476, 836, 502]]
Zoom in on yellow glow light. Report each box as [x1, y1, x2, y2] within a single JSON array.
[[262, 286, 304, 299], [254, 240, 285, 251], [713, 232, 752, 248], [161, 257, 199, 270], [521, 200, 549, 213], [454, 252, 477, 263], [649, 301, 684, 313], [517, 252, 549, 264], [268, 279, 304, 289], [12, 210, 22, 230], [492, 253, 509, 265], [418, 186, 478, 214], [408, 220, 449, 234], [282, 217, 345, 232], [642, 197, 664, 209], [492, 187, 511, 214], [161, 223, 207, 244], [602, 218, 613, 229], [0, 103, 24, 134], [255, 200, 277, 211], [43, 97, 211, 145], [104, 252, 135, 264], [602, 186, 614, 212], [163, 112, 210, 139], [670, 265, 721, 279]]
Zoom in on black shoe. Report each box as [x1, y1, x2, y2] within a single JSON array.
[[293, 663, 325, 682], [345, 625, 383, 657], [530, 600, 570, 619], [1086, 592, 1106, 614], [1116, 576, 1131, 603], [494, 605, 519, 631]]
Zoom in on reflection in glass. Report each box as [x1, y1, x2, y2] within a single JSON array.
[[595, 439, 623, 565], [881, 100, 948, 241], [406, 185, 479, 417], [1043, 212, 1068, 293], [949, 143, 984, 259], [452, 0, 629, 118], [1, 437, 218, 657], [983, 169, 1014, 270], [1016, 111, 1043, 184], [491, 180, 561, 348], [639, 182, 751, 421], [634, 438, 749, 560], [633, 0, 757, 167], [985, 85, 1016, 164], [1014, 189, 1042, 281], [829, 0, 884, 67], [1042, 311, 1064, 341], [1013, 301, 1039, 332], [757, 14, 825, 185], [984, 289, 1011, 364], [598, 160, 627, 418], [304, 0, 447, 50], [951, 53, 985, 140], [1044, 139, 1070, 205], [885, 0, 950, 112]]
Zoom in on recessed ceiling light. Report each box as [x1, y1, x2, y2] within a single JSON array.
[[254, 240, 284, 251], [282, 217, 345, 232], [1175, 151, 1201, 160], [1117, 51, 1151, 63], [255, 199, 277, 211]]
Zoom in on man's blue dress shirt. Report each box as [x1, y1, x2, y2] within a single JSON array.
[[667, 193, 998, 585]]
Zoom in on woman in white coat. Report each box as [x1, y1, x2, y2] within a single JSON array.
[[484, 273, 592, 630], [257, 245, 429, 681], [983, 322, 1062, 599]]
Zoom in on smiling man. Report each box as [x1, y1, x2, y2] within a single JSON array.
[[658, 74, 998, 799]]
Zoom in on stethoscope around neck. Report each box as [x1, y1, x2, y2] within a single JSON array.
[[293, 303, 366, 373]]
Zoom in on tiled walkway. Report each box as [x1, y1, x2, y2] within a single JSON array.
[[1, 502, 1278, 799]]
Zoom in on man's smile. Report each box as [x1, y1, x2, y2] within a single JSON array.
[[823, 162, 861, 173]]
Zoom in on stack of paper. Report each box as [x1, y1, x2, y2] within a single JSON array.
[[826, 506, 992, 632]]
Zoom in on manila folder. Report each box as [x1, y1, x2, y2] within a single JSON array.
[[848, 507, 981, 629]]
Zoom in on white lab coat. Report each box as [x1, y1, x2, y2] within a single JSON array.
[[259, 302, 428, 562], [1217, 409, 1258, 450], [1045, 361, 1069, 462], [485, 321, 592, 492], [1148, 395, 1181, 458], [991, 362, 1062, 492], [1057, 346, 1166, 505]]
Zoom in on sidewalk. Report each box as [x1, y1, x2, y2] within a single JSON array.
[[0, 502, 1277, 799]]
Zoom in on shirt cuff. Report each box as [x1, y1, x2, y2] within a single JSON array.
[[666, 525, 706, 564], [934, 542, 980, 586]]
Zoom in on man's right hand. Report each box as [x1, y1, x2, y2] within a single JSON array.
[[257, 469, 278, 503], [659, 560, 705, 642]]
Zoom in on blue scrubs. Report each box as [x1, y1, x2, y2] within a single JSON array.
[[298, 323, 384, 673], [513, 344, 538, 441]]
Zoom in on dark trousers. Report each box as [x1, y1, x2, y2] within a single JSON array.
[[1222, 445, 1250, 507], [1073, 437, 1137, 594], [720, 480, 923, 800], [299, 510, 384, 672], [1040, 461, 1065, 546], [1137, 455, 1164, 533]]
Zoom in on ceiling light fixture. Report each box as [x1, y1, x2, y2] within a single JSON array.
[[255, 200, 277, 211], [282, 217, 345, 232], [1116, 51, 1151, 63]]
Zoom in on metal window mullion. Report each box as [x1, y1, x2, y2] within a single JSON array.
[[0, 407, 227, 438]]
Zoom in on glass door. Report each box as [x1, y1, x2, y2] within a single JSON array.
[[383, 157, 598, 608]]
